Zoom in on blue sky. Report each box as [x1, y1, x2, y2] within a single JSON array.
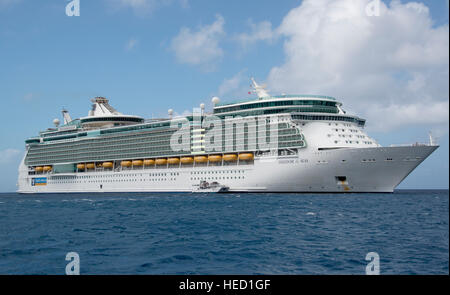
[[0, 0, 448, 191]]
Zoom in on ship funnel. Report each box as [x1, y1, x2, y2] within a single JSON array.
[[250, 77, 270, 99], [62, 108, 72, 125]]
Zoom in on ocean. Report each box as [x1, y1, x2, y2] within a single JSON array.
[[0, 190, 448, 275]]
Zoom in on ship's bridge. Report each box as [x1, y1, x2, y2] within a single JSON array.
[[212, 78, 344, 116], [213, 94, 340, 117], [212, 95, 365, 127], [211, 79, 365, 126]]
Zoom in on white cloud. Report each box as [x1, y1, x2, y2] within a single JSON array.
[[179, 0, 189, 9], [125, 38, 138, 51], [0, 149, 21, 164], [264, 0, 449, 132], [170, 14, 225, 71], [0, 0, 20, 9], [218, 70, 249, 98], [236, 20, 276, 50], [367, 101, 449, 131], [107, 0, 161, 15], [114, 0, 154, 9], [23, 93, 33, 101], [106, 0, 189, 15]]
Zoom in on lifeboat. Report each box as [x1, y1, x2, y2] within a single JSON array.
[[223, 154, 238, 162], [144, 159, 155, 166], [103, 162, 113, 168], [86, 163, 95, 169], [168, 158, 180, 165], [77, 164, 85, 170], [194, 156, 208, 163], [132, 160, 143, 166], [181, 157, 194, 164], [155, 158, 167, 165], [239, 153, 254, 161], [208, 155, 222, 162], [35, 166, 43, 172], [43, 166, 52, 172], [121, 161, 132, 167]]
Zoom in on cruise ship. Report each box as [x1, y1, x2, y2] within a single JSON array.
[[17, 79, 438, 193]]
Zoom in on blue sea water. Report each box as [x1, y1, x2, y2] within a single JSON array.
[[0, 190, 448, 275]]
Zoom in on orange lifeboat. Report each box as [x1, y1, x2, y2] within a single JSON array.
[[86, 163, 95, 169], [239, 153, 254, 161], [155, 158, 167, 165], [168, 158, 180, 165], [121, 161, 132, 167], [132, 160, 143, 166], [35, 166, 43, 172], [181, 157, 194, 164], [208, 155, 222, 162], [194, 156, 208, 163], [43, 166, 52, 172], [144, 159, 155, 166], [223, 154, 238, 162], [103, 162, 113, 168], [77, 164, 85, 170]]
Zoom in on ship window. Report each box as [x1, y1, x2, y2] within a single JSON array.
[[335, 176, 347, 182]]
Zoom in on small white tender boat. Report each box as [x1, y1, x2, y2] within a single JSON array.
[[192, 181, 229, 193]]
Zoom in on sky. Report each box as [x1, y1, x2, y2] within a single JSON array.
[[0, 0, 448, 192]]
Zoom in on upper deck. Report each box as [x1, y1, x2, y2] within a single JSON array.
[[215, 94, 337, 107], [213, 95, 340, 117], [24, 79, 365, 147]]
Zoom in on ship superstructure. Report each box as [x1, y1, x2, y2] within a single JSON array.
[[17, 80, 438, 193]]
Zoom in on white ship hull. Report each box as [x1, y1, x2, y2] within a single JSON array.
[[17, 145, 437, 194]]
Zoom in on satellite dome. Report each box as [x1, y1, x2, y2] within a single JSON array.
[[211, 97, 220, 105]]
